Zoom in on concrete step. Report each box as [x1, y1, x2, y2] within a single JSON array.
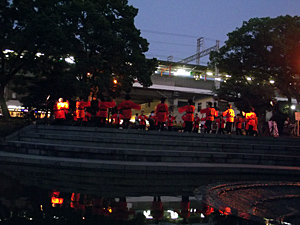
[[12, 131, 300, 157], [4, 140, 300, 167], [22, 124, 297, 146]]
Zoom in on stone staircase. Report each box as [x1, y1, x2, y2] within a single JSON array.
[[1, 124, 300, 197], [3, 124, 300, 165]]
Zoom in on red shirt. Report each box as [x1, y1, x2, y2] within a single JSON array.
[[96, 101, 115, 117], [222, 108, 235, 122], [138, 114, 148, 125], [155, 103, 169, 122], [178, 105, 195, 122], [117, 100, 141, 119], [235, 117, 243, 129], [200, 107, 218, 121], [193, 116, 201, 129], [111, 113, 124, 124], [216, 118, 226, 128], [167, 116, 176, 126]]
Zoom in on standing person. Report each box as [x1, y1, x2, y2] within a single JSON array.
[[178, 99, 195, 133], [96, 97, 115, 127], [215, 115, 225, 134], [111, 111, 124, 128], [148, 111, 157, 130], [53, 98, 69, 125], [181, 113, 187, 132], [166, 113, 176, 131], [134, 113, 139, 129], [117, 94, 141, 129], [193, 113, 201, 133], [138, 110, 148, 130], [76, 95, 91, 126], [151, 197, 164, 224], [200, 102, 218, 134], [155, 97, 169, 131], [235, 114, 244, 135], [222, 104, 235, 134], [242, 107, 257, 136]]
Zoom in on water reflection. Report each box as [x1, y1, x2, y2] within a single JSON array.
[[0, 176, 261, 225]]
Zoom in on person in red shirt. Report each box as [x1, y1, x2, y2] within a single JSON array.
[[216, 115, 226, 134], [151, 196, 164, 223], [234, 114, 244, 135], [96, 97, 116, 127], [200, 102, 218, 134], [117, 94, 141, 129], [166, 113, 176, 131], [178, 99, 195, 133], [138, 110, 148, 130], [193, 113, 201, 133], [111, 111, 124, 128], [222, 104, 235, 134], [111, 197, 135, 221], [155, 97, 169, 131], [53, 98, 69, 125], [76, 95, 91, 126], [175, 196, 190, 224], [181, 113, 187, 132], [242, 107, 256, 136]]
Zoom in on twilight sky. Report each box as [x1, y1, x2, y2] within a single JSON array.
[[128, 0, 300, 65]]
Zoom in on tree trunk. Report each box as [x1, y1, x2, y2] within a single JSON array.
[[0, 86, 10, 120]]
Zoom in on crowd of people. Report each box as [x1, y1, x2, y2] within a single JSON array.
[[52, 94, 258, 136]]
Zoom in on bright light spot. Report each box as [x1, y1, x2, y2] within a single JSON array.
[[113, 79, 118, 84], [36, 52, 44, 57], [247, 77, 252, 81], [270, 80, 275, 84], [215, 77, 221, 81], [40, 205, 43, 211], [167, 210, 178, 219], [65, 56, 75, 64], [29, 218, 33, 221], [291, 105, 296, 110], [3, 49, 14, 54], [7, 105, 21, 109], [143, 210, 153, 219], [201, 213, 205, 218], [225, 74, 231, 78], [82, 217, 85, 220], [174, 69, 190, 76], [206, 72, 213, 76]]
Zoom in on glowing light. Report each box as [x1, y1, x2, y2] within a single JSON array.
[[206, 72, 213, 76], [143, 210, 153, 219], [167, 210, 179, 219], [36, 52, 44, 57], [113, 79, 118, 84], [270, 80, 275, 84], [247, 77, 252, 81], [291, 105, 296, 110], [174, 69, 190, 76], [65, 56, 75, 64], [3, 49, 14, 54], [51, 197, 64, 204]]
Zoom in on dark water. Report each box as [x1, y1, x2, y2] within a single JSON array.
[[0, 175, 263, 225]]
